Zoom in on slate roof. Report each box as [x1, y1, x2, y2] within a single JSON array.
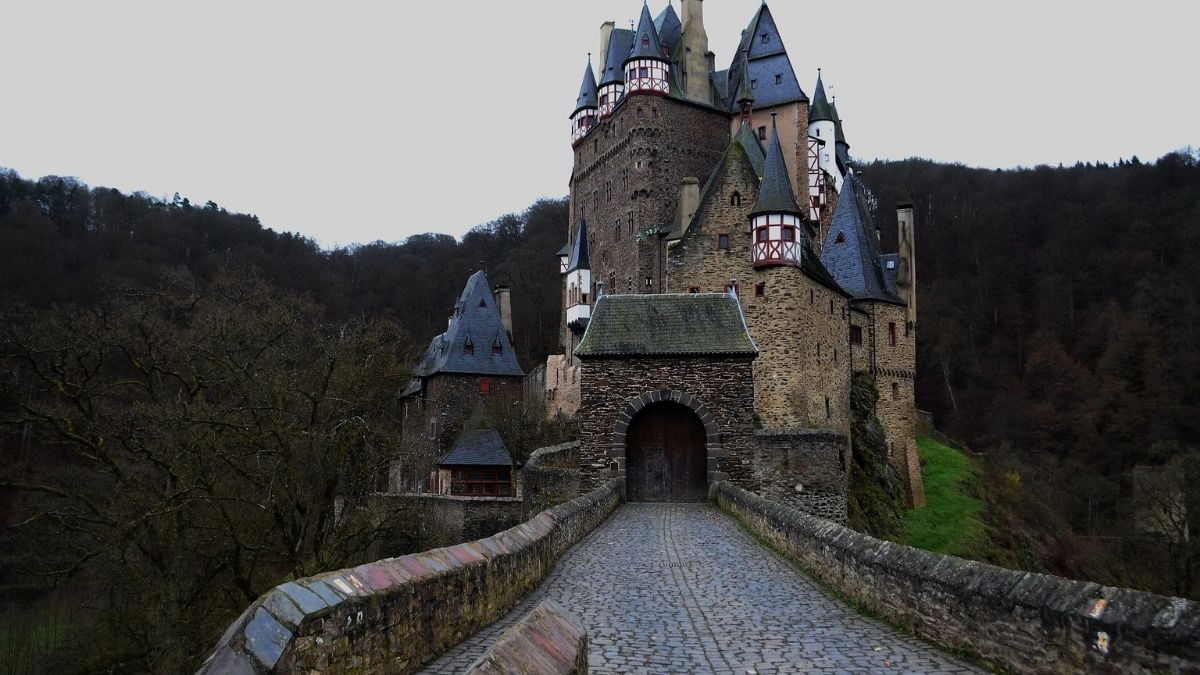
[[881, 254, 900, 296], [722, 5, 806, 112], [566, 218, 590, 272], [735, 51, 755, 104], [557, 242, 569, 258], [626, 3, 667, 63], [439, 429, 512, 467], [576, 293, 758, 357], [410, 270, 525, 379], [809, 73, 834, 123], [654, 4, 682, 54], [831, 99, 847, 146], [573, 59, 599, 116], [600, 29, 635, 86], [820, 174, 904, 304], [831, 98, 851, 175], [750, 120, 803, 217]]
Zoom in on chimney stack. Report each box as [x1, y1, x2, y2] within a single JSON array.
[[494, 285, 513, 340], [678, 177, 701, 232], [896, 203, 917, 331], [599, 21, 615, 76]]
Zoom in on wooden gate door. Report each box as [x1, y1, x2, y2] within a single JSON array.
[[626, 402, 707, 502]]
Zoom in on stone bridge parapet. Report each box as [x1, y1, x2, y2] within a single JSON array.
[[197, 478, 623, 674], [713, 481, 1200, 674]]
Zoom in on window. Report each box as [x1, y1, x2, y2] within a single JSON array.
[[750, 79, 757, 89], [731, 191, 741, 206], [593, 190, 598, 208], [639, 66, 649, 78], [688, 286, 700, 294], [835, 232, 846, 244], [622, 168, 628, 190], [850, 325, 863, 345], [775, 74, 782, 85], [782, 226, 795, 241], [892, 382, 899, 400], [606, 180, 612, 202], [628, 210, 635, 232], [581, 292, 589, 304], [809, 289, 814, 304], [464, 342, 474, 354], [724, 281, 740, 296], [479, 378, 491, 395], [600, 94, 608, 106], [888, 322, 897, 346], [817, 343, 821, 358], [718, 234, 730, 251], [756, 228, 769, 242], [755, 282, 765, 297], [643, 36, 650, 48], [825, 396, 831, 419], [834, 348, 838, 363], [614, 225, 621, 240], [492, 343, 502, 356], [758, 126, 767, 141], [652, 107, 659, 119], [645, 276, 652, 287], [637, 107, 644, 119], [479, 298, 487, 307], [830, 299, 834, 314], [761, 33, 770, 44]]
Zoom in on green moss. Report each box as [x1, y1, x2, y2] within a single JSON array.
[[900, 436, 989, 557]]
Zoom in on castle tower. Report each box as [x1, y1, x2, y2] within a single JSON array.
[[750, 116, 805, 268], [598, 27, 633, 118], [571, 57, 600, 146], [808, 71, 839, 191], [624, 2, 670, 96], [680, 0, 712, 103], [565, 218, 592, 336]]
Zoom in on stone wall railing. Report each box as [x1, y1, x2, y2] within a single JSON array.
[[198, 478, 623, 674], [464, 599, 588, 674], [522, 441, 582, 518], [712, 482, 1200, 674]]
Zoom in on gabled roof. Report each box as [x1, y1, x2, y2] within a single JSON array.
[[573, 58, 599, 116], [576, 293, 758, 357], [881, 253, 900, 296], [566, 219, 590, 272], [809, 73, 834, 123], [750, 120, 803, 217], [665, 122, 763, 241], [820, 174, 904, 304], [626, 3, 667, 63], [654, 4, 682, 54], [439, 429, 512, 467], [411, 270, 525, 379], [723, 4, 806, 112], [600, 29, 634, 86]]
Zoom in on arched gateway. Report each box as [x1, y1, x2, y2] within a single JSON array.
[[626, 401, 708, 502]]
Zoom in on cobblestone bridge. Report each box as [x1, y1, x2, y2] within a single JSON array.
[[424, 503, 980, 674]]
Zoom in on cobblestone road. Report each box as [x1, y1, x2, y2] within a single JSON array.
[[422, 503, 981, 674]]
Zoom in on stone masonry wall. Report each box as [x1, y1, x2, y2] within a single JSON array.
[[578, 356, 755, 493], [198, 479, 623, 675], [361, 494, 524, 558], [522, 441, 583, 519], [714, 482, 1200, 674], [666, 148, 851, 433], [464, 599, 588, 675], [752, 430, 849, 523]]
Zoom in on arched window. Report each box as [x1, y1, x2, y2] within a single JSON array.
[[730, 191, 741, 206]]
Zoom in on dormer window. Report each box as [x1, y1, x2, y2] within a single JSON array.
[[492, 343, 502, 356], [478, 299, 487, 307], [835, 232, 846, 244], [642, 36, 650, 48], [761, 33, 770, 44], [750, 79, 757, 89], [775, 74, 782, 84], [464, 342, 474, 354]]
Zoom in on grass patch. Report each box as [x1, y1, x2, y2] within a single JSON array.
[[901, 435, 988, 557]]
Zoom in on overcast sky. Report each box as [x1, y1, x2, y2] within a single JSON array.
[[2, 1, 1195, 247]]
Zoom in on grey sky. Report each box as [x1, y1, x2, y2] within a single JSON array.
[[2, 1, 1194, 247]]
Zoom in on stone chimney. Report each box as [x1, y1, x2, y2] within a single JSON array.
[[677, 177, 700, 232], [494, 285, 513, 340], [599, 21, 615, 76], [681, 0, 712, 103]]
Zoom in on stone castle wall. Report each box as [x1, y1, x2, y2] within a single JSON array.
[[665, 149, 851, 433], [198, 480, 623, 674], [522, 441, 583, 518], [578, 356, 755, 493], [752, 430, 849, 523], [714, 482, 1200, 674]]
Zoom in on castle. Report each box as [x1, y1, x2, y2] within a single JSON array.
[[545, 0, 925, 510]]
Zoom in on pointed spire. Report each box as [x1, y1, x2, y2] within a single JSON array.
[[750, 115, 803, 217], [809, 70, 834, 123], [736, 49, 755, 104], [567, 219, 591, 272], [831, 97, 848, 147], [573, 56, 599, 115], [820, 173, 899, 303], [626, 2, 667, 63]]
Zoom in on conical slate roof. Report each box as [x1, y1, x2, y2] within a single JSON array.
[[750, 119, 803, 217], [600, 29, 635, 86], [625, 2, 667, 63], [410, 270, 525, 379], [654, 3, 682, 54], [831, 98, 847, 145], [820, 174, 903, 304], [566, 219, 590, 272], [809, 72, 834, 123], [573, 58, 599, 116], [735, 51, 755, 104]]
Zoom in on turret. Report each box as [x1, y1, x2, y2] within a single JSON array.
[[735, 50, 754, 126], [598, 27, 633, 118], [808, 71, 837, 187], [571, 56, 599, 145], [750, 115, 805, 268], [623, 2, 670, 97], [831, 97, 851, 180], [680, 0, 712, 103], [565, 219, 592, 332]]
